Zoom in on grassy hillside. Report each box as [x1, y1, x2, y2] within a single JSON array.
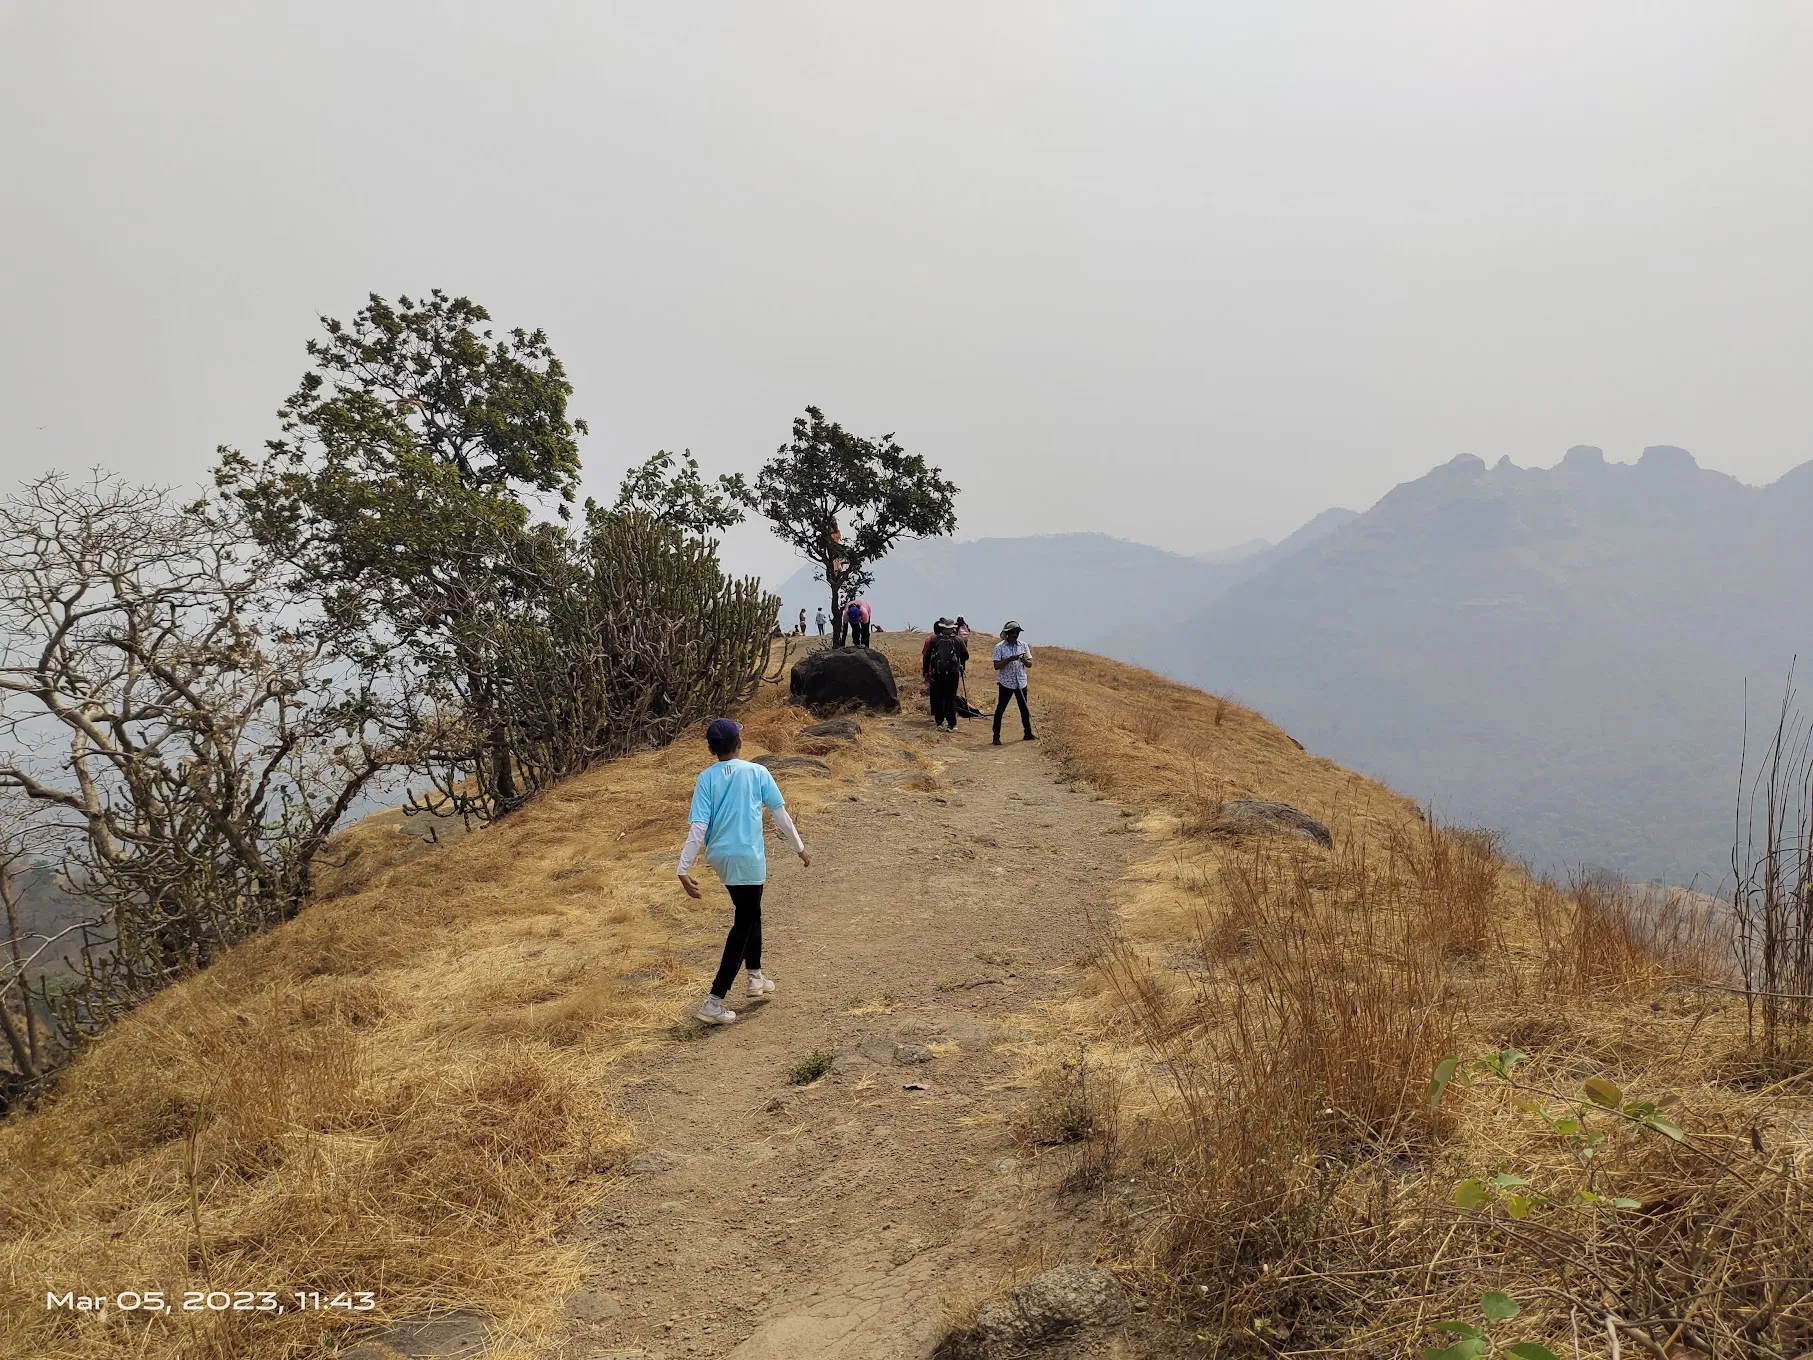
[[3, 640, 1806, 1359], [0, 672, 867, 1360], [1029, 646, 1810, 1357]]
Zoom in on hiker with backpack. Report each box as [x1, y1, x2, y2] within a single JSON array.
[[677, 718, 811, 1026], [922, 618, 968, 730], [991, 620, 1036, 745]]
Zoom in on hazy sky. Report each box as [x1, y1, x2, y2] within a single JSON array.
[[4, 2, 1810, 583]]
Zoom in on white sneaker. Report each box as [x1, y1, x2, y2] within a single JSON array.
[[747, 971, 776, 998], [697, 995, 737, 1025]]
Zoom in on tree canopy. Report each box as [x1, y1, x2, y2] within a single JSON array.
[[216, 290, 586, 664], [607, 448, 748, 536], [744, 407, 957, 636]]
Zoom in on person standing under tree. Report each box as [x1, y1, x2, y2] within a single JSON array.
[[992, 620, 1035, 745], [677, 719, 811, 1025], [845, 597, 872, 647], [815, 607, 827, 636]]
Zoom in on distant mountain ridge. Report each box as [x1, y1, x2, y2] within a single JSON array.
[[780, 447, 1810, 882], [777, 509, 1359, 653], [1143, 446, 1813, 882], [780, 532, 1232, 654]]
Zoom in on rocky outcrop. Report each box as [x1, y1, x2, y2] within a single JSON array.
[[1203, 799, 1332, 847], [753, 755, 831, 775], [938, 1264, 1129, 1355], [800, 717, 863, 739], [789, 649, 899, 714]]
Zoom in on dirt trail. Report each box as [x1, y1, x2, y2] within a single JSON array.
[[541, 702, 1140, 1360]]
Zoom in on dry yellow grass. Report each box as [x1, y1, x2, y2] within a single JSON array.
[[1032, 647, 1813, 1358], [6, 640, 1808, 1358], [0, 677, 871, 1360]]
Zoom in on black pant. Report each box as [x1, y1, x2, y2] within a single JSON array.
[[711, 883, 763, 997], [994, 684, 1033, 740], [850, 620, 870, 647], [929, 673, 959, 727]]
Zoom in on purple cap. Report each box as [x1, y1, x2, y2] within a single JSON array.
[[706, 718, 742, 745]]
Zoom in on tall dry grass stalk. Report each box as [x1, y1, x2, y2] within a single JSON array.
[[1734, 680, 1813, 1060]]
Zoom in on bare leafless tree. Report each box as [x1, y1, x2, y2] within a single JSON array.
[[0, 472, 406, 1051], [0, 796, 81, 1098]]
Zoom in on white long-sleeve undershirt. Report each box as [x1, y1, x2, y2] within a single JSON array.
[[676, 807, 805, 875]]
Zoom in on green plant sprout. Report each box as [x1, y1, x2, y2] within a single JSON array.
[[1428, 1050, 1685, 1218], [1425, 1291, 1558, 1360]]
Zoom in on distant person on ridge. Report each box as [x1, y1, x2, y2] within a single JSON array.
[[992, 620, 1035, 745], [815, 607, 827, 636], [797, 608, 806, 636], [677, 719, 811, 1025], [922, 618, 967, 730]]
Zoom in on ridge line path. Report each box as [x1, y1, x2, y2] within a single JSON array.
[[544, 702, 1141, 1360]]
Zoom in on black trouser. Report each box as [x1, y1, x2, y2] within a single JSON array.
[[929, 673, 959, 727], [994, 684, 1033, 740], [851, 620, 870, 647], [711, 883, 763, 997]]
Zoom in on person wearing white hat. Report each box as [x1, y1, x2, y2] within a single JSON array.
[[991, 621, 1035, 745]]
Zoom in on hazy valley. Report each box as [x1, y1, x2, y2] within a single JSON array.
[[788, 446, 1813, 884]]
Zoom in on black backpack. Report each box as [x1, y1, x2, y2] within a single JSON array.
[[929, 633, 964, 678]]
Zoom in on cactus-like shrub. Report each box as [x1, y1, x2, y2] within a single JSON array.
[[416, 513, 781, 820]]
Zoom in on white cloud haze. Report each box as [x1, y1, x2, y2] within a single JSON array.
[[3, 1, 1809, 583]]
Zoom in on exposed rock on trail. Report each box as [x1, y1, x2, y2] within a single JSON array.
[[752, 754, 832, 774], [790, 647, 901, 713], [940, 1264, 1130, 1356], [800, 717, 863, 739]]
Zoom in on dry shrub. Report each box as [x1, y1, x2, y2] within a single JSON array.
[[1012, 1052, 1120, 1193], [1177, 756, 1231, 838], [1394, 814, 1505, 959], [1532, 870, 1723, 1000], [1131, 701, 1170, 747], [1098, 834, 1459, 1347]]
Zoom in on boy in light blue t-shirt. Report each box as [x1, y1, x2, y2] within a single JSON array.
[[677, 718, 811, 1025]]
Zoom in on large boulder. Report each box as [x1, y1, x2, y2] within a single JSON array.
[[941, 1265, 1129, 1355], [789, 648, 899, 714], [1204, 799, 1332, 848]]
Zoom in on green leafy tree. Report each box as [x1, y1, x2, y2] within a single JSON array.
[[609, 448, 748, 536], [216, 290, 587, 803], [744, 406, 957, 644]]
